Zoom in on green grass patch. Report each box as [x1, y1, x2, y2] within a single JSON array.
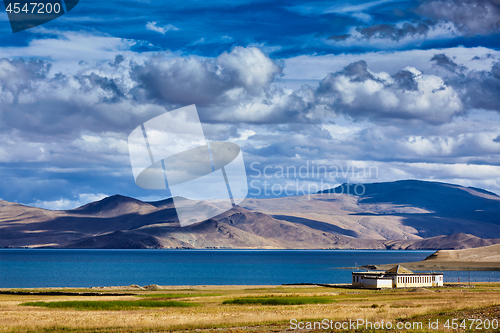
[[20, 299, 197, 310], [223, 296, 335, 305]]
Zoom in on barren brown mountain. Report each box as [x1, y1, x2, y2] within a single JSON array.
[[0, 180, 499, 250]]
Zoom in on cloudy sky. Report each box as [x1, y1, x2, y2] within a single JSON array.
[[0, 0, 499, 209]]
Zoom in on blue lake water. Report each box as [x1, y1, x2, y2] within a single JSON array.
[[1, 249, 499, 288]]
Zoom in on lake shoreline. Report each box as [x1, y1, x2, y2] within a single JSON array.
[[1, 281, 498, 292], [2, 249, 499, 288], [363, 261, 500, 271]]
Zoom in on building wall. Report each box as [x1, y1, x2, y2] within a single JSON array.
[[362, 277, 393, 288], [434, 274, 444, 287], [352, 274, 362, 287], [394, 274, 440, 288], [376, 279, 392, 288], [352, 273, 444, 289]]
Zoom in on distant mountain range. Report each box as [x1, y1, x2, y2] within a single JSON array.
[[0, 180, 499, 250]]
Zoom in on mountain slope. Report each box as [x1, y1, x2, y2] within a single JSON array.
[[320, 180, 499, 221], [314, 180, 500, 238], [0, 180, 498, 249], [70, 195, 158, 217], [425, 243, 500, 262]]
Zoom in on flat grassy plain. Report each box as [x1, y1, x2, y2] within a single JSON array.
[[0, 283, 499, 332]]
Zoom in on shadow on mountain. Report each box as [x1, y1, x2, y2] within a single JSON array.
[[321, 180, 500, 238], [272, 215, 360, 238], [66, 230, 163, 249]]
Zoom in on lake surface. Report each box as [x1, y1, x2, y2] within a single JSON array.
[[1, 249, 499, 288]]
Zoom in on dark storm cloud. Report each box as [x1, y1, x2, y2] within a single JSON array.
[[0, 47, 325, 148], [128, 48, 332, 125], [339, 60, 376, 80], [198, 84, 327, 125], [316, 60, 463, 124], [0, 47, 322, 149], [431, 54, 467, 73], [327, 34, 349, 41], [130, 47, 282, 106], [416, 0, 500, 35], [329, 21, 432, 42], [109, 55, 125, 67], [318, 56, 500, 121], [0, 57, 165, 139], [1, 49, 496, 141], [449, 61, 500, 111], [130, 56, 231, 106], [492, 61, 500, 78], [0, 49, 495, 145], [392, 70, 419, 91], [328, 0, 500, 46], [80, 73, 125, 103], [0, 58, 51, 101], [430, 54, 500, 112]]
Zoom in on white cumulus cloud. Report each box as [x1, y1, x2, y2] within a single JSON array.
[[145, 22, 179, 34]]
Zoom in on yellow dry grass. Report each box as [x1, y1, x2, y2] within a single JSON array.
[[0, 283, 499, 332]]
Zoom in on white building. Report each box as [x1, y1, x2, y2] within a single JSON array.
[[352, 265, 443, 289]]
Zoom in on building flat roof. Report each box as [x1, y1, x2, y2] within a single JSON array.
[[353, 271, 442, 275], [353, 265, 443, 276]]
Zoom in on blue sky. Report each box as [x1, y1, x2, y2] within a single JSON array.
[[0, 0, 499, 209]]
